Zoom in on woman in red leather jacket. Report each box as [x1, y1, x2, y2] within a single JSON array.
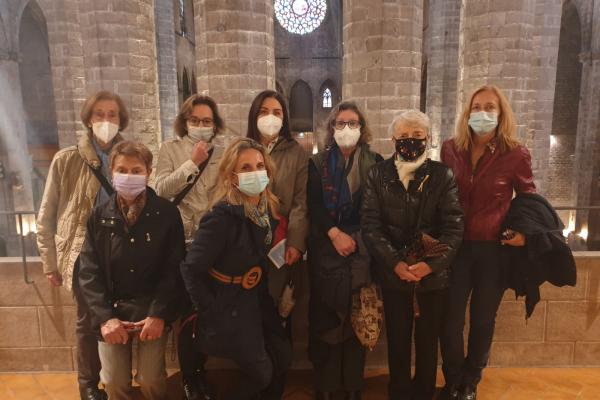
[[439, 85, 536, 400]]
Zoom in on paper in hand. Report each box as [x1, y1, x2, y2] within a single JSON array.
[[268, 238, 287, 269]]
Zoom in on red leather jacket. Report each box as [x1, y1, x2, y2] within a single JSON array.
[[441, 139, 536, 241]]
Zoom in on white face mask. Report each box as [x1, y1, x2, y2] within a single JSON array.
[[187, 125, 214, 143], [257, 115, 283, 141], [333, 126, 361, 149], [468, 111, 498, 136], [92, 121, 119, 144], [236, 170, 270, 197]]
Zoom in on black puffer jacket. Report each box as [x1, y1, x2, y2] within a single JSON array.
[[361, 158, 464, 291]]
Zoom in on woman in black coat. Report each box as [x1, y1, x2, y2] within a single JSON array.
[[78, 141, 185, 400], [308, 101, 383, 400], [180, 137, 291, 400], [361, 110, 464, 400]]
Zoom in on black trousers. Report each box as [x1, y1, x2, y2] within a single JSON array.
[[177, 315, 208, 384], [72, 267, 102, 396], [312, 334, 366, 393], [382, 287, 446, 400], [440, 241, 506, 387]]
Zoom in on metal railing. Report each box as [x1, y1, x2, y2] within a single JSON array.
[[0, 210, 38, 284]]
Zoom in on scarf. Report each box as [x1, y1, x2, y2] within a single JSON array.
[[245, 195, 272, 245], [117, 191, 147, 228], [394, 151, 427, 190], [321, 145, 357, 224]]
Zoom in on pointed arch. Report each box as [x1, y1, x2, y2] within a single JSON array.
[[289, 80, 313, 132]]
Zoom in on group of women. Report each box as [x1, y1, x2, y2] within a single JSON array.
[[36, 83, 534, 400]]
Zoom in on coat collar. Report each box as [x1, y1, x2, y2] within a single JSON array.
[[100, 187, 160, 225], [382, 156, 430, 186], [269, 137, 297, 154], [78, 133, 124, 169]]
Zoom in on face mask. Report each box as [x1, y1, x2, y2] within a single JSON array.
[[468, 111, 498, 136], [112, 173, 147, 200], [395, 138, 427, 162], [92, 121, 119, 144], [236, 170, 269, 197], [187, 125, 214, 143], [333, 126, 361, 149], [257, 115, 283, 140]]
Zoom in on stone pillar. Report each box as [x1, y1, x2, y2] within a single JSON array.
[[76, 0, 162, 154], [193, 0, 276, 136], [572, 0, 600, 240], [528, 0, 562, 195], [342, 0, 423, 156], [154, 0, 179, 140], [38, 0, 87, 148], [424, 0, 460, 156], [456, 0, 536, 144]]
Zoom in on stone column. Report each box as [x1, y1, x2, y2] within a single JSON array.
[[572, 0, 600, 239], [154, 0, 179, 140], [424, 0, 460, 156], [38, 0, 87, 148], [76, 0, 162, 154], [342, 0, 423, 156], [193, 0, 276, 136], [456, 0, 536, 144], [528, 0, 562, 195]]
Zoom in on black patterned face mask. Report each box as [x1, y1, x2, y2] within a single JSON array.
[[394, 138, 427, 161]]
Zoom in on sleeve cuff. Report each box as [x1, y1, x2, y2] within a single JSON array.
[[180, 159, 199, 181]]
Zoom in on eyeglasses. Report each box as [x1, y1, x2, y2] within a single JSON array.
[[333, 120, 361, 130], [188, 117, 214, 127]]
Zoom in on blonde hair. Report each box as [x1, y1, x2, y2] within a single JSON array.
[[455, 84, 520, 153], [80, 91, 129, 133], [210, 137, 280, 218], [388, 109, 430, 137]]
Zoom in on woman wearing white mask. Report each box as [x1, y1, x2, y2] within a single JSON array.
[[78, 140, 185, 400], [180, 138, 291, 400], [307, 102, 382, 400], [36, 90, 127, 400], [439, 85, 535, 400], [246, 89, 308, 282], [154, 94, 226, 400]]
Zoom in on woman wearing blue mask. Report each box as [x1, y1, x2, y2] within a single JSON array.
[[180, 138, 291, 400], [439, 85, 536, 400], [78, 140, 185, 400]]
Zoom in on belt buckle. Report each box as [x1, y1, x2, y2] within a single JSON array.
[[241, 266, 262, 289]]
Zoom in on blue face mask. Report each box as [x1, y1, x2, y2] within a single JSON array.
[[468, 111, 498, 136], [236, 170, 269, 197]]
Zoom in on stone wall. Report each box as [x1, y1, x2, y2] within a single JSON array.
[[1, 254, 599, 372]]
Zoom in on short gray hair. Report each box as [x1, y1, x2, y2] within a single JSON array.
[[388, 109, 431, 137]]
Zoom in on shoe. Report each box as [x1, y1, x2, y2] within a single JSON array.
[[80, 387, 107, 400], [439, 384, 460, 400], [460, 384, 477, 400], [315, 392, 334, 400], [183, 380, 215, 400], [346, 391, 361, 400]]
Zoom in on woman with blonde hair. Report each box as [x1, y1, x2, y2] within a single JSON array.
[[439, 85, 535, 400], [180, 138, 291, 400]]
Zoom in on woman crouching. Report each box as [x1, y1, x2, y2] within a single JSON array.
[[78, 140, 186, 400], [180, 137, 292, 400]]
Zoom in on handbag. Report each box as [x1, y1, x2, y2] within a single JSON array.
[[172, 147, 214, 206], [351, 283, 384, 350]]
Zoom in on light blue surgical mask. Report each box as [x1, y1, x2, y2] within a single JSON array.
[[468, 111, 498, 136], [236, 170, 269, 197]]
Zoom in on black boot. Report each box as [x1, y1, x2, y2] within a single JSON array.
[[459, 384, 476, 400], [345, 390, 361, 400], [315, 391, 334, 400], [439, 384, 460, 400], [80, 387, 107, 400], [182, 375, 215, 400]]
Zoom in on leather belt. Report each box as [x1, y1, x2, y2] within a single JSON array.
[[208, 266, 262, 290]]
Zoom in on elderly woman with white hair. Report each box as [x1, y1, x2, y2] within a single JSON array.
[[361, 110, 464, 400]]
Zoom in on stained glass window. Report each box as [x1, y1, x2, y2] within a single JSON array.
[[322, 88, 332, 108], [274, 0, 327, 35]]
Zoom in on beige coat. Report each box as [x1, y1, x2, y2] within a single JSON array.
[[36, 133, 122, 290], [153, 135, 222, 241], [269, 138, 309, 252]]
